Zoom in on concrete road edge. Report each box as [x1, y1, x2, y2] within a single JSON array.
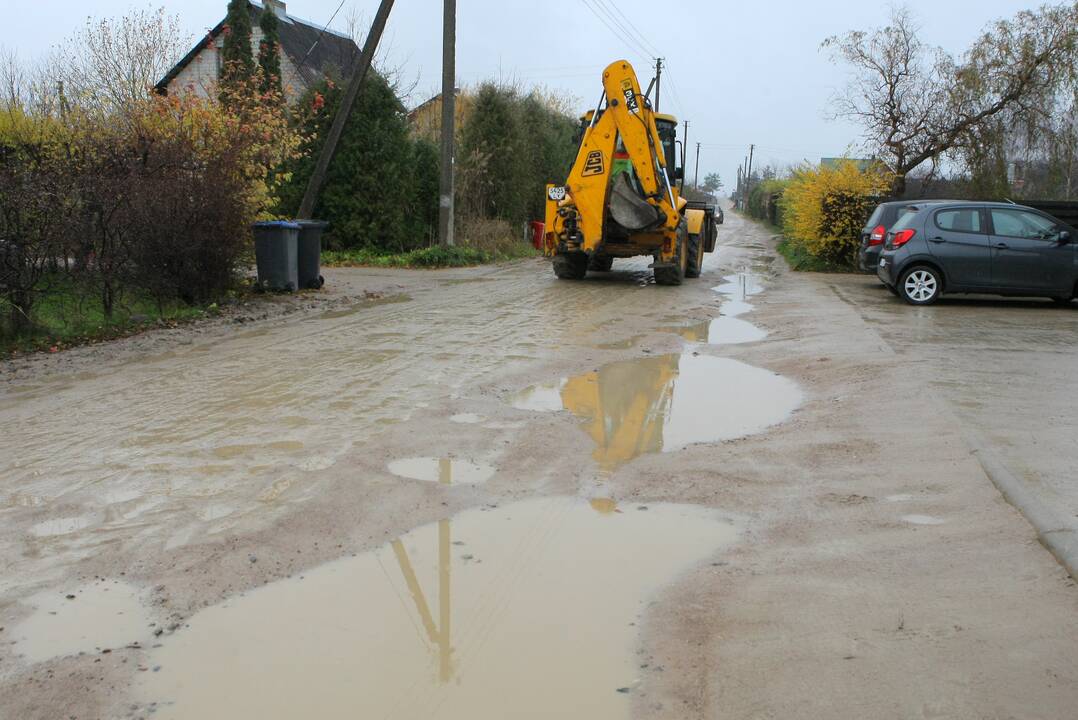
[[964, 429, 1078, 580]]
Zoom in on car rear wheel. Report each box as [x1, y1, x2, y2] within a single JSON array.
[[899, 266, 941, 305]]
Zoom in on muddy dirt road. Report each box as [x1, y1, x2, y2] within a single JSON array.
[[2, 210, 1077, 719]]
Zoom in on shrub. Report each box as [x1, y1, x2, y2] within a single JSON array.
[[747, 178, 789, 226], [276, 73, 433, 252], [456, 83, 576, 227], [0, 111, 79, 334], [781, 160, 892, 266], [1, 81, 302, 339]]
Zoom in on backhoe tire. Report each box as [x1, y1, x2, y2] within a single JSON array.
[[685, 233, 704, 279], [588, 254, 614, 272], [553, 252, 588, 280], [654, 223, 688, 286]]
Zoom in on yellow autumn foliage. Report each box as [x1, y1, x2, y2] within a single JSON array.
[[781, 160, 893, 265]]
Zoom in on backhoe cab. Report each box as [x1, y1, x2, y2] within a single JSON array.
[[543, 60, 717, 285]]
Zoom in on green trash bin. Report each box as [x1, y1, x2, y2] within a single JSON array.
[[295, 220, 329, 289], [253, 221, 300, 292]]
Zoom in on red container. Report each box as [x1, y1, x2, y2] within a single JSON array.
[[529, 220, 545, 250]]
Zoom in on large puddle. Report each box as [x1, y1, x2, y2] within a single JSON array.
[[664, 318, 766, 345], [11, 580, 149, 663], [513, 354, 801, 471], [139, 497, 738, 719], [388, 457, 496, 485]]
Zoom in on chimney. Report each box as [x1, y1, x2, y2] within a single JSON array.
[[264, 0, 286, 18]]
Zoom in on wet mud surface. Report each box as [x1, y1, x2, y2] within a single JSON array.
[[3, 209, 1078, 719]]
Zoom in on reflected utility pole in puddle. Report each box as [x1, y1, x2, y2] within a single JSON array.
[[389, 458, 454, 682]]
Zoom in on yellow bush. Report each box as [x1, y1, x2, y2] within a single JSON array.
[[781, 160, 893, 265]]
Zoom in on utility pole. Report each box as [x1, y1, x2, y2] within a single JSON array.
[[694, 142, 701, 189], [681, 119, 689, 185], [653, 57, 662, 111], [298, 0, 395, 219], [744, 144, 755, 205], [438, 0, 457, 246]]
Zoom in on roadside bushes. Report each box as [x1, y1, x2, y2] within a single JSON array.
[[780, 160, 892, 267], [456, 83, 577, 228], [747, 179, 790, 227], [0, 114, 78, 334], [0, 82, 301, 340], [276, 73, 439, 252]]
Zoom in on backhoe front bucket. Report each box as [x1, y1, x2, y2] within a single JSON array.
[[608, 173, 661, 232]]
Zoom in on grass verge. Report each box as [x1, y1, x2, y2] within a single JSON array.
[[3, 278, 227, 356], [322, 243, 538, 269], [776, 237, 858, 273]]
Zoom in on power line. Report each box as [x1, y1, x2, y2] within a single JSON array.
[[297, 0, 349, 71], [585, 0, 653, 59], [593, 0, 661, 58], [659, 61, 687, 114], [589, 0, 658, 60], [579, 0, 653, 61]]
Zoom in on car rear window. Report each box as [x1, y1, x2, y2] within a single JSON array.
[[891, 208, 919, 232], [865, 205, 885, 228], [935, 208, 982, 233]]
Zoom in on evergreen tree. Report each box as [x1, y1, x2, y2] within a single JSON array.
[[278, 75, 427, 252], [219, 0, 254, 100], [411, 139, 440, 240], [457, 84, 576, 224], [258, 6, 282, 96], [456, 84, 526, 223]]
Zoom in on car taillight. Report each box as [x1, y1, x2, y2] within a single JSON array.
[[868, 225, 886, 245], [892, 229, 916, 248]]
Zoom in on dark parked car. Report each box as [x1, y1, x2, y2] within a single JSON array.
[[859, 200, 950, 273], [877, 201, 1077, 305]]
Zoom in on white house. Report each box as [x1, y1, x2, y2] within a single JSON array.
[[156, 1, 359, 104]]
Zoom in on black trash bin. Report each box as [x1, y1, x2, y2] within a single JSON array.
[[295, 220, 329, 289], [253, 221, 300, 292]]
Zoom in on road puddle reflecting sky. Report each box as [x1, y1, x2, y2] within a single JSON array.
[[11, 580, 149, 663], [139, 497, 738, 720], [388, 457, 496, 485], [513, 354, 801, 471], [664, 318, 766, 345]]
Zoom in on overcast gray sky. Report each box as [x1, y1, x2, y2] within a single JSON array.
[[2, 0, 1040, 191]]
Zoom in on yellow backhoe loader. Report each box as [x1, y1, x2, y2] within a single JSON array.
[[543, 59, 718, 285]]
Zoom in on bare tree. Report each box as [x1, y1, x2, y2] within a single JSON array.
[[44, 7, 191, 113], [824, 3, 1078, 195]]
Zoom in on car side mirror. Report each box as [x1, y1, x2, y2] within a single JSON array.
[[1059, 230, 1072, 244]]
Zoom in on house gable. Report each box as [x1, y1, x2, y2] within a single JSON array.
[[156, 1, 358, 104]]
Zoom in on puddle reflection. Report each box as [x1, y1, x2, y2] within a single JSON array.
[[139, 497, 738, 720], [713, 272, 763, 300], [513, 354, 801, 471], [388, 457, 495, 485], [664, 318, 766, 345]]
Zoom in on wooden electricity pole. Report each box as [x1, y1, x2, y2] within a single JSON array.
[[694, 142, 701, 188], [653, 57, 662, 111], [297, 0, 396, 219], [744, 144, 755, 204], [681, 119, 689, 186], [438, 0, 457, 246]]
